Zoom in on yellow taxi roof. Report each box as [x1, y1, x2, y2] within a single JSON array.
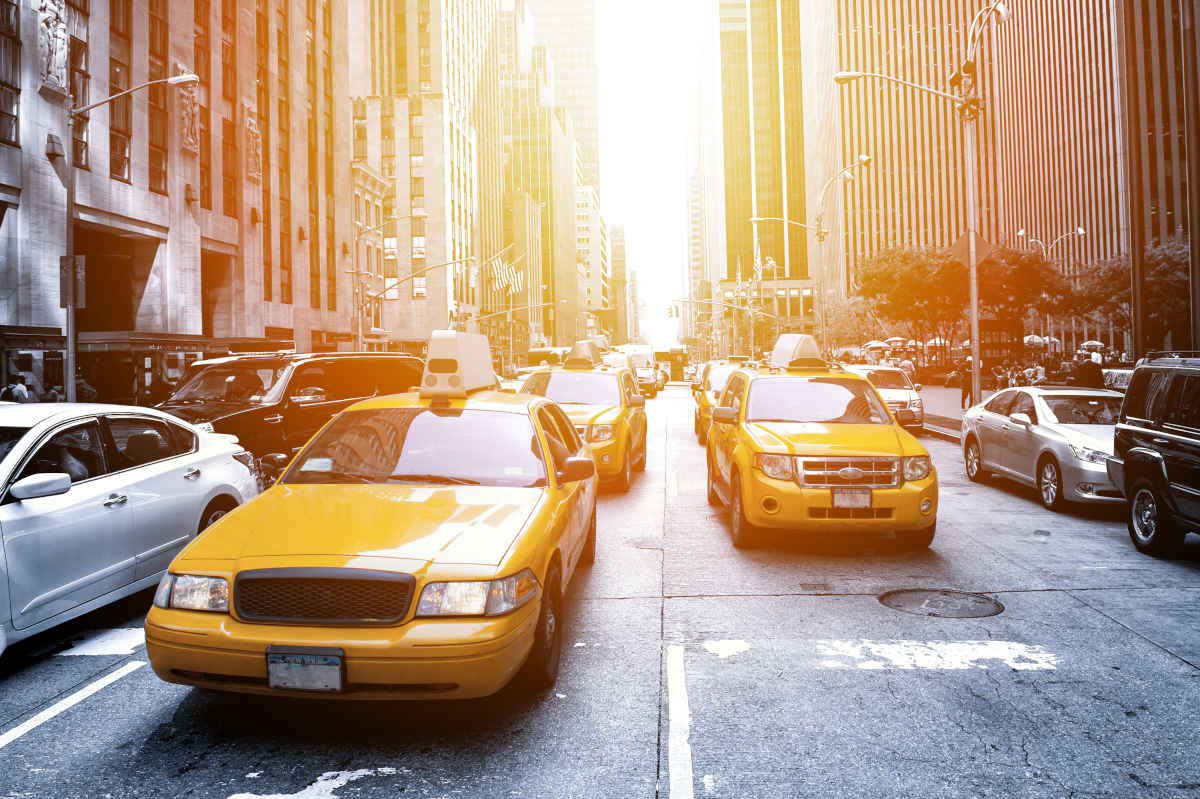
[[348, 389, 541, 415]]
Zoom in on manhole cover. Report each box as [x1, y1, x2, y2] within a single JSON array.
[[878, 589, 1004, 618]]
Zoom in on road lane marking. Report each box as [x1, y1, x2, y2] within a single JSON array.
[[58, 628, 145, 656], [0, 661, 145, 750], [666, 645, 694, 799], [228, 767, 401, 799], [702, 640, 749, 659], [813, 640, 1059, 670]]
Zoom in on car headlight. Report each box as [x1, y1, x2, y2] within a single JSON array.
[[753, 453, 795, 481], [1069, 444, 1109, 464], [902, 455, 933, 481], [589, 424, 614, 442], [153, 574, 229, 612], [417, 569, 539, 617]]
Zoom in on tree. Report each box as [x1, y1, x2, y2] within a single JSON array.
[[855, 247, 969, 357], [977, 247, 1071, 321], [1076, 237, 1191, 349], [824, 294, 880, 349]]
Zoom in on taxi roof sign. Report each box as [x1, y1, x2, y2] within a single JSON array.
[[419, 330, 497, 399], [769, 334, 823, 369], [564, 340, 602, 369]]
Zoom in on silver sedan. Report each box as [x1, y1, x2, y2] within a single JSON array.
[[961, 387, 1124, 510], [0, 403, 257, 657]]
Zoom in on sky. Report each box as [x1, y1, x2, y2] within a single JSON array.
[[595, 0, 704, 347]]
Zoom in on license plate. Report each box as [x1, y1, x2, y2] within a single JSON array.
[[266, 647, 343, 692], [832, 488, 872, 509]]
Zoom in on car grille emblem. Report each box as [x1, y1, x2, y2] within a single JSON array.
[[838, 466, 865, 481]]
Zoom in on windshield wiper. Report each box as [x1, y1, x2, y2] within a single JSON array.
[[386, 473, 481, 485]]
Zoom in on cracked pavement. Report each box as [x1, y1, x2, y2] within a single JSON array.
[[1, 385, 1199, 798]]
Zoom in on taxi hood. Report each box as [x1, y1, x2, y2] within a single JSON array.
[[745, 422, 906, 457], [560, 404, 621, 427], [181, 484, 544, 567]]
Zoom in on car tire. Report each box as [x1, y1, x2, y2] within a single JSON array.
[[617, 448, 633, 492], [198, 497, 237, 534], [580, 507, 597, 564], [1127, 478, 1185, 557], [901, 522, 936, 550], [729, 474, 757, 549], [706, 453, 722, 507], [519, 562, 563, 691], [1037, 456, 1067, 511], [964, 437, 987, 483], [634, 436, 647, 472]]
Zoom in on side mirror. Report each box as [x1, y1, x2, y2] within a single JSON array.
[[10, 472, 72, 500], [557, 455, 596, 483], [711, 406, 737, 424], [1009, 412, 1033, 426], [259, 453, 290, 483], [628, 394, 645, 408]]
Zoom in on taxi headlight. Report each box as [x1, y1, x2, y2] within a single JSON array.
[[753, 453, 795, 481], [589, 424, 615, 443], [417, 570, 539, 617], [902, 456, 933, 482], [1069, 444, 1109, 464], [154, 574, 229, 612]]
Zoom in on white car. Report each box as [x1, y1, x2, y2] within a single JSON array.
[[0, 403, 257, 656], [845, 364, 924, 430]]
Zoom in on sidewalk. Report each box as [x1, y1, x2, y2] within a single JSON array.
[[919, 385, 995, 443]]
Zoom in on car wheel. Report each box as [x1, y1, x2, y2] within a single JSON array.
[[729, 474, 757, 549], [198, 498, 236, 534], [901, 522, 936, 550], [519, 562, 563, 690], [964, 437, 987, 483], [580, 507, 597, 564], [706, 453, 722, 507], [1127, 478, 1185, 557], [617, 448, 633, 492], [1038, 456, 1066, 511], [634, 437, 647, 472]]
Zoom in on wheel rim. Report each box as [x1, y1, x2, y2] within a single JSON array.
[[1131, 489, 1158, 542], [1040, 462, 1058, 506], [966, 443, 980, 477], [204, 509, 227, 529]]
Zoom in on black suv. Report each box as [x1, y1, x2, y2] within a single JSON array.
[[157, 352, 423, 458], [1108, 352, 1200, 555]]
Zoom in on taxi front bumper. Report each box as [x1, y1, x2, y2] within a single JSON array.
[[588, 436, 627, 478], [145, 600, 539, 700], [740, 472, 938, 532]]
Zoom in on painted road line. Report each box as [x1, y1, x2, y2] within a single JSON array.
[[0, 661, 145, 751], [58, 628, 145, 656], [813, 640, 1059, 670], [666, 644, 694, 799]]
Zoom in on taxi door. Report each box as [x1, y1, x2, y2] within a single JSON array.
[[537, 406, 588, 569], [711, 374, 746, 486], [620, 372, 646, 460]]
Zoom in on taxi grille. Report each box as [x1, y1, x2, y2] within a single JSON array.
[[234, 568, 414, 626], [799, 457, 900, 488]]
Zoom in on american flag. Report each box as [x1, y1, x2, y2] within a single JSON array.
[[491, 262, 521, 294]]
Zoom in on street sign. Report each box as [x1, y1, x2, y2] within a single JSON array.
[[59, 255, 85, 309]]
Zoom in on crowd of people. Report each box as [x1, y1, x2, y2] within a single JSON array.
[[0, 375, 99, 404], [956, 350, 1116, 409]]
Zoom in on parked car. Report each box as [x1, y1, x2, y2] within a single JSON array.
[[0, 403, 256, 657], [1107, 352, 1200, 555], [845, 364, 924, 430], [962, 386, 1124, 510], [157, 352, 423, 458]]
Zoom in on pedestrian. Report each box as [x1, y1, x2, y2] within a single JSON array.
[[75, 375, 98, 402], [0, 376, 16, 402], [11, 375, 32, 403], [960, 359, 973, 409], [44, 384, 64, 402], [1072, 356, 1105, 388]]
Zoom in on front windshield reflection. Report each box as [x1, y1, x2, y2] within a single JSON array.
[[168, 365, 285, 404]]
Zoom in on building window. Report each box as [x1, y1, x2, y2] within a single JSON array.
[[110, 0, 130, 37], [221, 117, 237, 216], [109, 59, 131, 181], [221, 0, 235, 34], [198, 108, 212, 208], [221, 40, 235, 99], [326, 214, 336, 311], [68, 38, 88, 162], [194, 33, 210, 85], [280, 197, 292, 304], [148, 0, 167, 193], [0, 0, 16, 146]]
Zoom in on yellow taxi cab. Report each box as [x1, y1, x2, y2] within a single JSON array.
[[521, 341, 647, 491], [705, 335, 938, 549], [145, 331, 598, 700], [691, 356, 747, 445]]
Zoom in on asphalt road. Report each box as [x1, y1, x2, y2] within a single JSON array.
[[2, 385, 1199, 798]]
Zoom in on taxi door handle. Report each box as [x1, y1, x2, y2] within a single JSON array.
[[1152, 438, 1169, 445], [103, 493, 128, 507], [183, 467, 201, 480]]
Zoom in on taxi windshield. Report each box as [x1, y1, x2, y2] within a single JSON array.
[[168, 364, 285, 405], [523, 371, 621, 406], [862, 370, 912, 390], [285, 408, 547, 488], [745, 377, 891, 425], [1042, 395, 1122, 425], [705, 365, 736, 393]]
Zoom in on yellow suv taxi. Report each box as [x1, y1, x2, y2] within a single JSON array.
[[692, 357, 747, 445], [705, 335, 938, 549], [145, 331, 598, 700], [522, 342, 647, 491]]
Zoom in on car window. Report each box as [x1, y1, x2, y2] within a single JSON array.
[[105, 417, 181, 469], [289, 366, 329, 400], [546, 404, 583, 452], [984, 390, 1016, 415], [285, 408, 547, 488], [536, 407, 572, 470], [166, 422, 199, 453], [322, 360, 377, 402], [1043, 395, 1123, 425], [19, 422, 107, 483], [745, 377, 890, 425], [1009, 393, 1037, 424], [705, 365, 736, 394], [374, 358, 421, 395], [1163, 374, 1200, 431], [524, 371, 621, 406], [621, 373, 638, 403], [1139, 370, 1173, 423], [0, 427, 28, 462], [720, 374, 744, 409]]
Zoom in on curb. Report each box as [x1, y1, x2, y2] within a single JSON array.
[[923, 424, 961, 444]]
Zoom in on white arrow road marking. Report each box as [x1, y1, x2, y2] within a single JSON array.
[[58, 628, 145, 656], [813, 640, 1060, 670], [666, 644, 694, 799], [0, 661, 145, 750], [228, 767, 403, 799]]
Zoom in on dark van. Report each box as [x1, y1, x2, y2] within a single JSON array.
[[157, 352, 424, 458]]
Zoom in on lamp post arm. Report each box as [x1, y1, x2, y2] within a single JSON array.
[[840, 71, 962, 106], [71, 77, 180, 118], [368, 255, 475, 299]]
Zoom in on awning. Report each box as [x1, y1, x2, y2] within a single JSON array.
[[76, 331, 291, 354]]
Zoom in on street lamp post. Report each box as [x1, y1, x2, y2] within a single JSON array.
[[61, 72, 199, 401], [1017, 226, 1085, 353], [834, 0, 1010, 408]]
